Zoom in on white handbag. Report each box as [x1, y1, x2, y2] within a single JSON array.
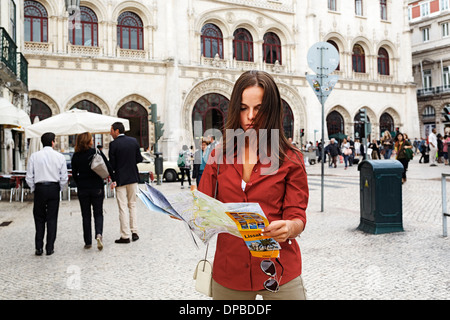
[[90, 149, 109, 179], [193, 252, 213, 297], [192, 164, 219, 297]]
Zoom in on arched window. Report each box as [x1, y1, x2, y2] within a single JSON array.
[[201, 24, 223, 59], [117, 11, 144, 50], [352, 44, 365, 73], [30, 98, 51, 122], [354, 111, 370, 140], [263, 32, 282, 64], [379, 112, 394, 135], [327, 40, 340, 70], [233, 28, 253, 62], [377, 48, 389, 75], [192, 93, 229, 135], [70, 100, 103, 147], [69, 6, 98, 46], [282, 100, 294, 139], [24, 0, 48, 42], [71, 100, 102, 114], [326, 111, 345, 137], [118, 102, 149, 149]]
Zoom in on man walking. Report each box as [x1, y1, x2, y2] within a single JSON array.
[[428, 128, 438, 167], [327, 138, 340, 168], [109, 122, 143, 243], [26, 132, 68, 256]]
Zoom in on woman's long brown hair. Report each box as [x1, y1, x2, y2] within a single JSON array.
[[222, 70, 299, 165], [75, 132, 92, 153]]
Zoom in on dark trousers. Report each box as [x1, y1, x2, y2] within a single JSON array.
[[33, 183, 60, 252], [180, 168, 191, 186], [398, 158, 409, 179], [78, 188, 104, 245]]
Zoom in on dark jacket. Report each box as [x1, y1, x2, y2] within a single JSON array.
[[327, 142, 341, 157], [108, 135, 143, 186], [395, 140, 411, 160], [71, 148, 114, 189]]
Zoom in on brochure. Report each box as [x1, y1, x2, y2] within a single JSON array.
[[138, 182, 280, 258]]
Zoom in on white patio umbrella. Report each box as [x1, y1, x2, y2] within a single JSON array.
[[0, 97, 32, 129], [25, 109, 130, 138], [27, 117, 42, 159]]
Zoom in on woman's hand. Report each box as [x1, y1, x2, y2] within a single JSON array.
[[262, 219, 304, 243]]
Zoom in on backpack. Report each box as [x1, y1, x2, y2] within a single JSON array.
[[419, 141, 425, 153], [177, 152, 186, 168]]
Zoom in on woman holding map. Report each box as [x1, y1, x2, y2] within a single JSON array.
[[198, 70, 309, 300]]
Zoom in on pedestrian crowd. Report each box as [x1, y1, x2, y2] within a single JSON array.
[[295, 127, 445, 185], [415, 128, 447, 167], [25, 122, 143, 256]]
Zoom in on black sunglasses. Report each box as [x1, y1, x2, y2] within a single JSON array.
[[260, 258, 284, 292]]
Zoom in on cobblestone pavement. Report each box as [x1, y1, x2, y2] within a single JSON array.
[[0, 158, 449, 300]]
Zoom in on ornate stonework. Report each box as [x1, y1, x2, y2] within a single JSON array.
[[182, 77, 234, 138], [114, 94, 152, 116], [65, 92, 109, 114], [29, 90, 60, 115]]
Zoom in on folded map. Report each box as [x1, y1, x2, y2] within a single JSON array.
[[138, 182, 280, 258]]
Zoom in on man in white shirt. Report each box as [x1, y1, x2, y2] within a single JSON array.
[[26, 132, 68, 255], [428, 128, 438, 167]]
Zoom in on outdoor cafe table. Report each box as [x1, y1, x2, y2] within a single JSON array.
[[1, 171, 72, 201]]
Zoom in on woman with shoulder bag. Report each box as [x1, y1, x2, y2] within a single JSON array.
[[71, 132, 114, 250], [341, 138, 351, 169], [198, 71, 308, 300], [394, 132, 412, 184]]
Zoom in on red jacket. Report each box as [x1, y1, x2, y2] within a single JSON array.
[[198, 147, 309, 291]]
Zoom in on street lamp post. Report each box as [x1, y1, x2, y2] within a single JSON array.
[[306, 42, 340, 212]]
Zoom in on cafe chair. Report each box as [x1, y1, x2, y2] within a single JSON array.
[[0, 177, 16, 202], [21, 180, 32, 202], [67, 176, 77, 201]]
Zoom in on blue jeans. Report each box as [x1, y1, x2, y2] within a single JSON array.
[[384, 148, 393, 159], [343, 155, 349, 167]]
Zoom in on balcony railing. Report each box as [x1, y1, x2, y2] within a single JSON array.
[[417, 85, 450, 97], [17, 52, 28, 87], [0, 27, 17, 75]]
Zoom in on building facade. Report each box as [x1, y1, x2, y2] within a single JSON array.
[[0, 0, 29, 174], [21, 0, 418, 163], [409, 0, 450, 137]]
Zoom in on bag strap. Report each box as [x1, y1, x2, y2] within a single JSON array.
[[88, 148, 99, 166], [202, 163, 220, 272], [214, 163, 220, 199]]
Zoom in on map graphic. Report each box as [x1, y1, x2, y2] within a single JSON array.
[[138, 182, 280, 257]]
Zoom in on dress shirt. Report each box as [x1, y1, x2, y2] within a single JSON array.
[[428, 132, 437, 148], [26, 146, 68, 192], [198, 147, 309, 291]]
